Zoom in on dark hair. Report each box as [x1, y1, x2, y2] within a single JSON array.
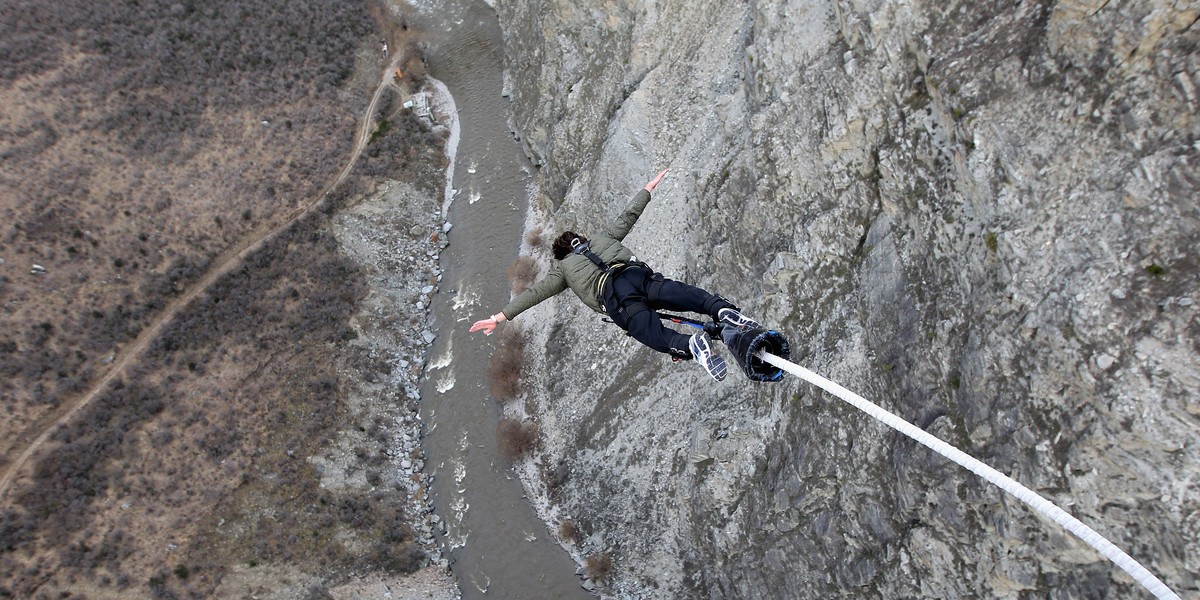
[[552, 231, 588, 260]]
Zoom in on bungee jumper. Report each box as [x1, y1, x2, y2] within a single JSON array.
[[470, 168, 789, 382]]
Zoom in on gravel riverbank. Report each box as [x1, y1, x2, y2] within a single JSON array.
[[328, 78, 462, 600]]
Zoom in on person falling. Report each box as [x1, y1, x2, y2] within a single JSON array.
[[470, 169, 760, 381]]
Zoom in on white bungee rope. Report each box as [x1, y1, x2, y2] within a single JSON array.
[[755, 351, 1181, 600]]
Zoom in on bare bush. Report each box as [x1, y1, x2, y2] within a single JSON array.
[[357, 110, 448, 189], [584, 552, 613, 582], [558, 520, 582, 545], [524, 227, 545, 249], [506, 256, 540, 294], [496, 417, 539, 461], [487, 329, 526, 402], [1, 214, 382, 595], [376, 541, 425, 574], [0, 0, 381, 471], [304, 585, 335, 600]]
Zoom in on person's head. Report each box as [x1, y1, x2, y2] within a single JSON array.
[[552, 231, 589, 260]]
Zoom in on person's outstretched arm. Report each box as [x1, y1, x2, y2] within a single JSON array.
[[606, 168, 669, 241], [469, 267, 567, 335]]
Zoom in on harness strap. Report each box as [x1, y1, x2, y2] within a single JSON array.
[[571, 239, 610, 271], [646, 273, 665, 303], [573, 239, 634, 307], [619, 301, 651, 320]]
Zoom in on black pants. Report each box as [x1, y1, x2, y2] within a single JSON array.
[[603, 267, 733, 358]]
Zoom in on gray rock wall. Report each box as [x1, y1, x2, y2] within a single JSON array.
[[494, 0, 1198, 597]]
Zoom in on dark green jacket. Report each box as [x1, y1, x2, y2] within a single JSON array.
[[501, 189, 652, 319]]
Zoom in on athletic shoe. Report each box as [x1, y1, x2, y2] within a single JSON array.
[[717, 308, 761, 331], [689, 332, 727, 382]]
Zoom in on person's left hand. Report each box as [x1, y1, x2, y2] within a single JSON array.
[[469, 312, 507, 335], [470, 318, 497, 335], [644, 168, 669, 192]]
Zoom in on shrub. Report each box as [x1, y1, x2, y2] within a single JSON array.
[[376, 541, 424, 574], [524, 227, 545, 249], [487, 329, 525, 402], [584, 552, 613, 582], [367, 119, 391, 145], [304, 585, 335, 600], [0, 510, 34, 552], [496, 417, 539, 461], [558, 520, 582, 545], [396, 42, 428, 91], [355, 110, 448, 187], [506, 256, 539, 294]]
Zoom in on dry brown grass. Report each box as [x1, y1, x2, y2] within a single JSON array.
[[0, 2, 444, 596], [0, 206, 445, 592], [0, 0, 378, 471], [507, 256, 540, 293]]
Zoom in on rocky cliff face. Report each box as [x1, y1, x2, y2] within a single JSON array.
[[492, 0, 1198, 597]]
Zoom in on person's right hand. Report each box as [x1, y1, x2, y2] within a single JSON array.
[[644, 168, 669, 192]]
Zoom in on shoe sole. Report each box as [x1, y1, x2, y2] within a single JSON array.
[[690, 335, 728, 382], [703, 356, 728, 381]]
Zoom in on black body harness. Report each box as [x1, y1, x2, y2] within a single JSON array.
[[570, 239, 664, 329]]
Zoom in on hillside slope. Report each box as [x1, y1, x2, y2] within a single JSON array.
[[493, 1, 1198, 597], [0, 2, 456, 597]]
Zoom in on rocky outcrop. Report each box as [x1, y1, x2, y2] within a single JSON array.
[[494, 0, 1198, 597]]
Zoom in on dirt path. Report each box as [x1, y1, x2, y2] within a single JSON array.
[[0, 64, 399, 503]]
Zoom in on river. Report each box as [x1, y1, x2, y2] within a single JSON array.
[[399, 1, 593, 598]]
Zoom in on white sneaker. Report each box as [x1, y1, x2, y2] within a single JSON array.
[[689, 332, 727, 382], [717, 308, 761, 331]]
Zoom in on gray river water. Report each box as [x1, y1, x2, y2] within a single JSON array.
[[401, 1, 592, 598]]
